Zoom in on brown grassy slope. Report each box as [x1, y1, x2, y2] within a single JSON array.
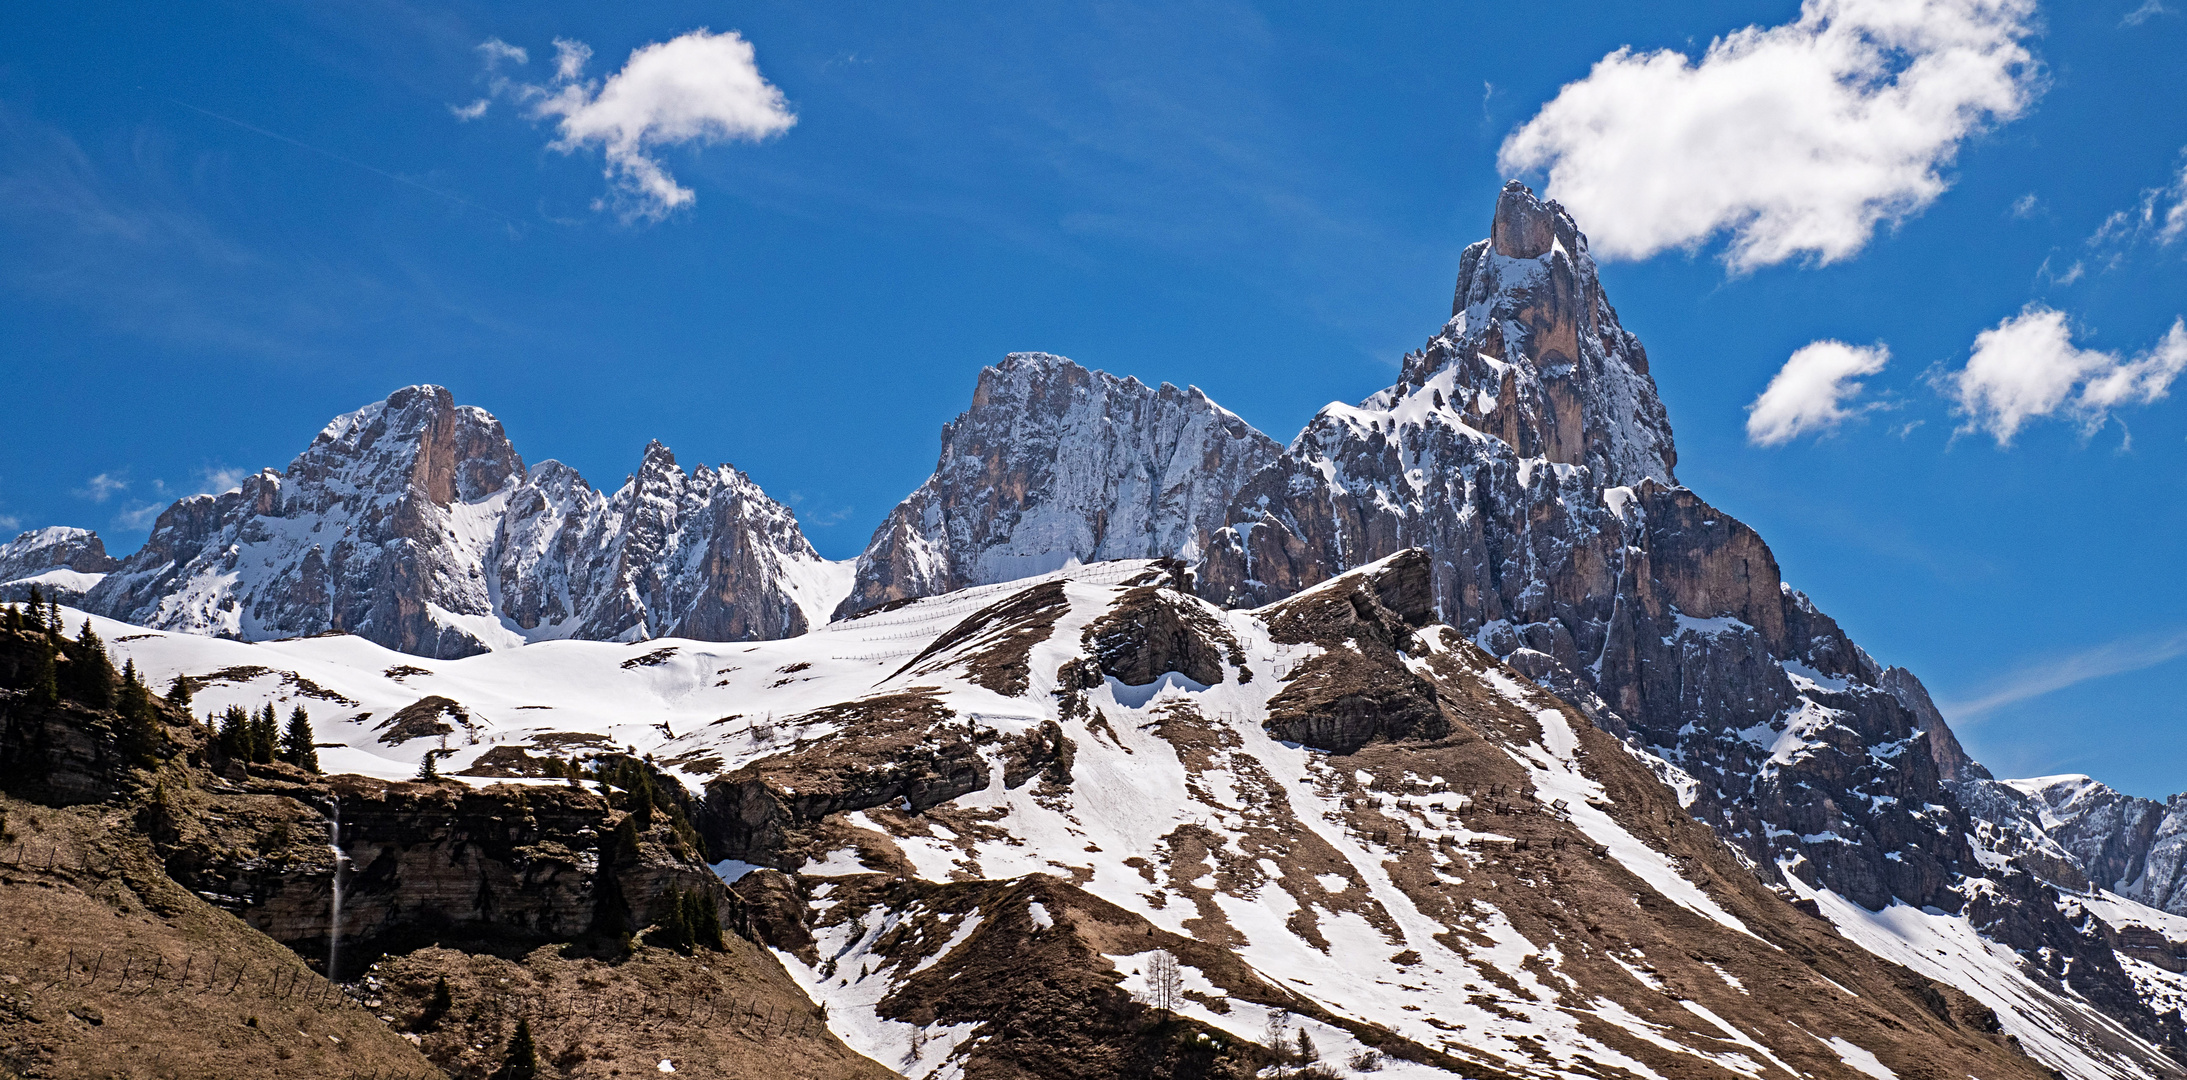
[[0, 794, 438, 1079], [365, 940, 899, 1080]]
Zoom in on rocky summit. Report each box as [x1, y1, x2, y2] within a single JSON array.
[[77, 385, 849, 659], [5, 184, 2186, 1080]]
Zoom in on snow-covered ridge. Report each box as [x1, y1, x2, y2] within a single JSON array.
[[75, 385, 849, 659]]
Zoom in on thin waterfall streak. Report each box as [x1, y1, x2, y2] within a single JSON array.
[[327, 798, 345, 981]]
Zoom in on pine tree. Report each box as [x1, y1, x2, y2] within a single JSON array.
[[280, 706, 320, 773], [1296, 1028, 1318, 1064], [118, 660, 162, 766], [45, 598, 61, 634], [26, 635, 59, 709], [165, 674, 193, 711], [248, 704, 277, 764], [415, 750, 439, 780], [23, 585, 44, 630], [495, 1017, 539, 1080], [217, 705, 251, 760], [688, 887, 725, 951], [62, 621, 116, 709]]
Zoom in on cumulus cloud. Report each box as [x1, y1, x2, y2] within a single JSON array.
[[1498, 0, 2041, 270], [1746, 340, 1890, 445], [1945, 307, 2187, 444], [470, 29, 794, 222]]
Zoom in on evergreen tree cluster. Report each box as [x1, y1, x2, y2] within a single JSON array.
[[214, 703, 319, 772], [590, 755, 703, 856], [2, 589, 163, 766], [651, 885, 726, 954]]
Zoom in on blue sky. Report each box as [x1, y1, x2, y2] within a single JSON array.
[[3, 1, 2184, 794]]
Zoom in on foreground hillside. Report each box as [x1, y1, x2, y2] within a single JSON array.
[[22, 555, 2076, 1080]]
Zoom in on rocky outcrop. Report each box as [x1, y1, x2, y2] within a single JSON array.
[[1258, 551, 1447, 753], [494, 442, 846, 643], [836, 353, 1280, 617], [1184, 185, 1973, 919], [0, 526, 119, 604], [78, 386, 846, 657], [1970, 774, 2187, 914]]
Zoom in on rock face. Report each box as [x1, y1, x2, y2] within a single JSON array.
[[81, 386, 848, 658], [494, 442, 844, 643], [1187, 183, 1968, 916], [0, 526, 120, 604], [835, 352, 1280, 617], [1964, 774, 2187, 914]]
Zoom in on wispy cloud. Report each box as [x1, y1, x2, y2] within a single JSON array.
[[112, 502, 164, 531], [74, 472, 129, 503], [2122, 0, 2174, 26], [1941, 628, 2187, 720], [196, 465, 247, 495], [2090, 147, 2187, 264]]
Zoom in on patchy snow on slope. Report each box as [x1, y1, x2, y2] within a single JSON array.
[[1787, 875, 2172, 1080]]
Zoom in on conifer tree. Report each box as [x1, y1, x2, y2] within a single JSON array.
[[63, 621, 116, 709], [495, 1017, 539, 1080], [280, 706, 319, 773], [118, 660, 162, 766], [45, 598, 60, 634], [165, 673, 193, 711], [248, 704, 277, 764], [23, 585, 43, 630], [415, 750, 439, 780], [217, 705, 251, 760], [26, 635, 59, 709]]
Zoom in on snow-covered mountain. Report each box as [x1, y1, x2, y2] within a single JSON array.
[[0, 525, 119, 604], [81, 385, 848, 658], [811, 182, 2187, 1071], [16, 182, 2187, 1077], [835, 352, 1280, 618], [65, 557, 2083, 1080]]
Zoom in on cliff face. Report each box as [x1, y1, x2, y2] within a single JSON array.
[[1187, 184, 1967, 917], [82, 387, 847, 658], [494, 442, 846, 644], [0, 526, 120, 605], [835, 353, 1280, 618]]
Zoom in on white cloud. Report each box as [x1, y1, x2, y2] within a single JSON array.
[[1941, 627, 2187, 720], [477, 38, 528, 69], [552, 38, 592, 83], [2122, 0, 2174, 26], [0, 514, 19, 531], [74, 472, 128, 503], [196, 465, 247, 495], [1498, 0, 2041, 271], [497, 29, 796, 222], [2091, 150, 2187, 256], [449, 99, 490, 122], [1746, 340, 1890, 445], [2009, 192, 2038, 218], [1945, 307, 2187, 444], [113, 502, 163, 531]]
